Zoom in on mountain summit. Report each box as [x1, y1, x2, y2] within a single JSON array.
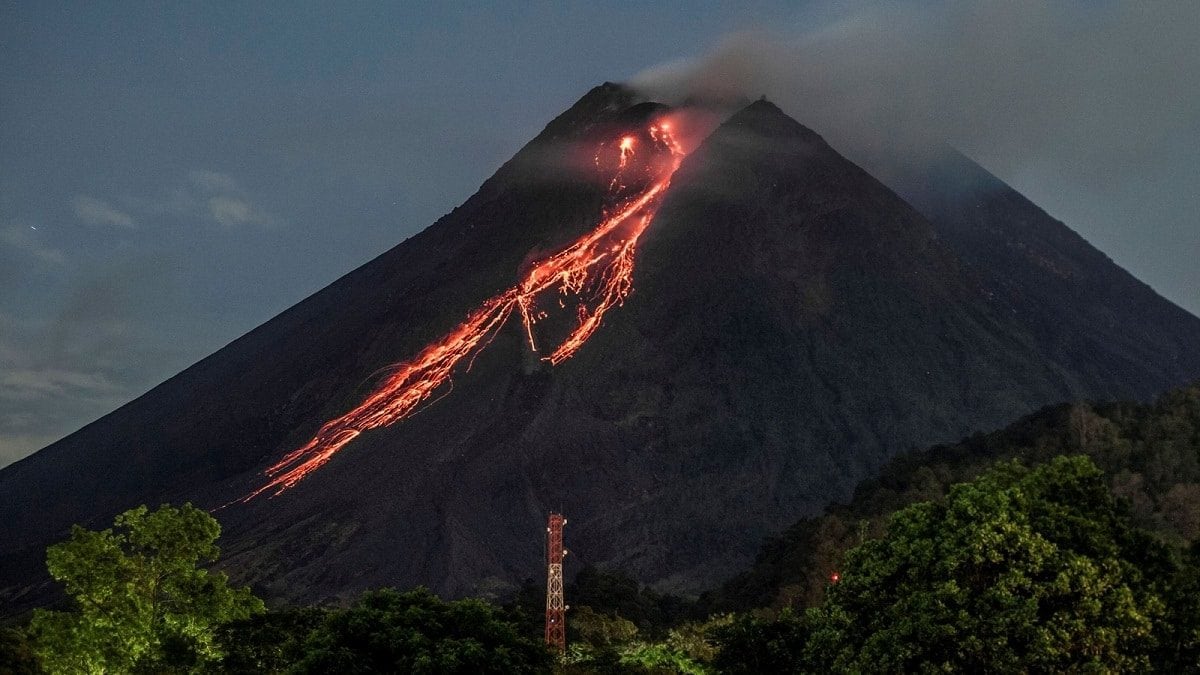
[[2, 85, 1197, 610]]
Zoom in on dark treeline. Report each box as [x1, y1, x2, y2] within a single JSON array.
[[2, 385, 1197, 673], [706, 384, 1200, 614]]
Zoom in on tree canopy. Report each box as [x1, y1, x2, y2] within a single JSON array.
[[708, 385, 1200, 613], [29, 503, 264, 673], [714, 456, 1200, 672], [290, 587, 552, 674]]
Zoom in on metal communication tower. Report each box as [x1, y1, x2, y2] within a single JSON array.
[[545, 512, 567, 654]]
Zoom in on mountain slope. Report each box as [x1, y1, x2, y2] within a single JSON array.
[[2, 87, 1198, 612], [874, 147, 1200, 397]]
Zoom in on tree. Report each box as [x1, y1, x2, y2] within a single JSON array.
[[209, 606, 329, 674], [0, 626, 41, 674], [29, 503, 264, 673], [1159, 542, 1200, 671], [709, 610, 807, 674], [571, 606, 639, 649], [292, 587, 552, 674], [568, 566, 699, 638], [803, 456, 1174, 672], [706, 385, 1200, 615]]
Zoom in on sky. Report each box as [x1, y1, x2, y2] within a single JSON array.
[[1, 1, 1197, 467]]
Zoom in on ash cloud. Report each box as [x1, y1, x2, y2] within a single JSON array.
[[631, 3, 1200, 316], [0, 259, 188, 468]]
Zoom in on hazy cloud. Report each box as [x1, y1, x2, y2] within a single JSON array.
[[0, 258, 188, 468], [0, 367, 123, 403], [0, 434, 61, 468], [72, 195, 136, 228], [208, 195, 269, 227], [188, 169, 240, 193], [0, 223, 65, 265], [631, 2, 1200, 315], [0, 319, 133, 467], [126, 170, 275, 227], [632, 3, 1200, 167]]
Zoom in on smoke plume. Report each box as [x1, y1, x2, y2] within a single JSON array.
[[629, 3, 1200, 317]]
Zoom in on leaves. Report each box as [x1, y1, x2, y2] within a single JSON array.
[[780, 457, 1180, 672], [291, 588, 552, 674], [708, 384, 1200, 614], [30, 503, 264, 674]]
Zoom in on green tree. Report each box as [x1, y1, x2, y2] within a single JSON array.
[[208, 606, 329, 674], [292, 587, 552, 674], [1159, 542, 1200, 671], [0, 625, 41, 674], [709, 610, 807, 675], [29, 503, 264, 673], [803, 456, 1173, 673], [571, 605, 639, 649], [569, 567, 698, 637], [707, 385, 1200, 616], [617, 641, 706, 674]]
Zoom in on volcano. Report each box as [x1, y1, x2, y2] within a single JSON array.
[[3, 84, 1198, 609]]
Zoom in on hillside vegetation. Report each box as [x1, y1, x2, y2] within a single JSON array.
[[705, 384, 1200, 614], [4, 385, 1197, 672]]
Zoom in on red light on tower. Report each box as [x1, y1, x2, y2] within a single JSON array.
[[545, 512, 567, 654]]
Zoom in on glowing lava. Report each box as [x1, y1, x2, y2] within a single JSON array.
[[618, 136, 635, 168], [241, 120, 686, 501]]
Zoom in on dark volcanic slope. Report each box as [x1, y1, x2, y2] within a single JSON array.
[[875, 147, 1200, 396], [3, 88, 1198, 611], [556, 101, 1101, 589], [0, 82, 649, 602]]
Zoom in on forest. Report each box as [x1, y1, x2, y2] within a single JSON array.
[[3, 385, 1197, 673]]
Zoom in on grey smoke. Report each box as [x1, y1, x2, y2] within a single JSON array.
[[632, 3, 1200, 316]]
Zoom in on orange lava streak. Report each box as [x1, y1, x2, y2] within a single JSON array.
[[545, 212, 651, 365], [618, 136, 635, 169], [242, 124, 684, 501], [243, 294, 518, 500]]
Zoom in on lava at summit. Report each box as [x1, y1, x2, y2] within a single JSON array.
[[242, 120, 686, 501]]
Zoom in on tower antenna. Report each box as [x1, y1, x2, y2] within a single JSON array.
[[545, 512, 567, 654]]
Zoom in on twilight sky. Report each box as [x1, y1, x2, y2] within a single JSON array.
[[1, 1, 1197, 467]]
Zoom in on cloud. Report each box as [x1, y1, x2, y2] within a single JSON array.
[[630, 3, 1200, 316], [188, 169, 240, 193], [133, 170, 274, 227], [0, 259, 184, 468], [0, 434, 62, 469], [208, 195, 268, 226], [72, 195, 136, 228], [0, 368, 123, 403], [631, 3, 1200, 178], [0, 223, 65, 265]]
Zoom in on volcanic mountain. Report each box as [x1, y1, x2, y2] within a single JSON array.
[[3, 84, 1198, 610]]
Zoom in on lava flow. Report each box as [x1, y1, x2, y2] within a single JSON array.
[[240, 120, 686, 501]]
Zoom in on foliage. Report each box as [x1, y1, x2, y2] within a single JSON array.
[[0, 625, 41, 674], [28, 503, 264, 674], [617, 641, 706, 674], [660, 614, 731, 666], [16, 388, 1198, 673], [503, 577, 549, 642], [1158, 542, 1200, 671], [570, 606, 639, 649], [711, 456, 1200, 672], [706, 385, 1200, 613], [708, 610, 807, 675], [568, 566, 700, 638], [804, 457, 1171, 671], [563, 607, 728, 674], [290, 587, 552, 674], [209, 606, 329, 674]]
